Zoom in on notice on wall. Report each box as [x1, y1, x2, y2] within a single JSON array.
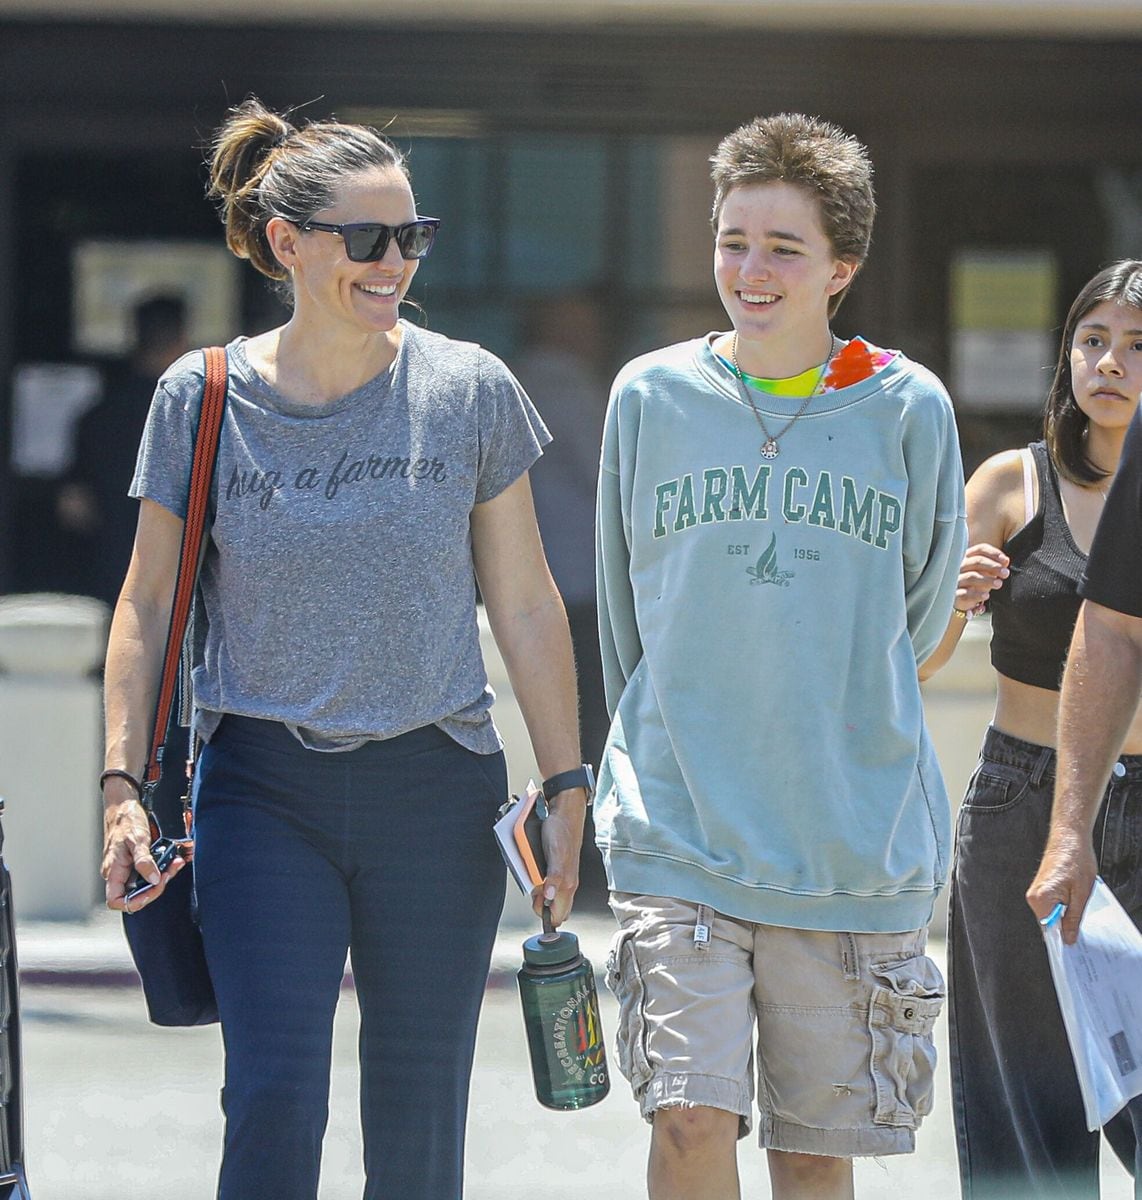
[[10, 362, 102, 478], [950, 250, 1058, 411], [72, 239, 239, 356]]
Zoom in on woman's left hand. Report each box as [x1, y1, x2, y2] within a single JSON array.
[[532, 790, 588, 926]]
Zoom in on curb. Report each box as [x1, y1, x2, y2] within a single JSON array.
[[14, 911, 620, 993]]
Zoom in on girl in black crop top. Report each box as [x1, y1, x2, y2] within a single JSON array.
[[985, 440, 1086, 691], [920, 261, 1142, 1198]]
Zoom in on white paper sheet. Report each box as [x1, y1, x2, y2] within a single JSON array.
[[1043, 877, 1142, 1130], [493, 780, 544, 895]]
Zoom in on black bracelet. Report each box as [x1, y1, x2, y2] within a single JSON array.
[[99, 769, 143, 800]]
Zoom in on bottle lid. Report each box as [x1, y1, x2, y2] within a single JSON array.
[[522, 928, 581, 966]]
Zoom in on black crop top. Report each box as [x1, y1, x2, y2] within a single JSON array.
[[988, 442, 1085, 691]]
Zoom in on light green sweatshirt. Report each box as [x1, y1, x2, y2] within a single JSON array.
[[595, 334, 967, 933]]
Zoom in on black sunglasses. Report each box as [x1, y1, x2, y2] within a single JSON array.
[[296, 217, 441, 262]]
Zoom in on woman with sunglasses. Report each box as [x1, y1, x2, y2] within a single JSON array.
[[98, 97, 590, 1200]]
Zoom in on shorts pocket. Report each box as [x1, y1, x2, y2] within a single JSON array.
[[868, 954, 945, 1129], [605, 925, 653, 1091]]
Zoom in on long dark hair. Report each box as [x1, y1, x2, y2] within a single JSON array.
[[1045, 259, 1142, 484]]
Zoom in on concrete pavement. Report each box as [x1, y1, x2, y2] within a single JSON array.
[[12, 906, 1136, 1199]]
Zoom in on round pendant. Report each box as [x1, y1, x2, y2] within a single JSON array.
[[761, 438, 780, 460]]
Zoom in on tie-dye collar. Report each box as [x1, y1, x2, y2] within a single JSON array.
[[718, 337, 898, 398]]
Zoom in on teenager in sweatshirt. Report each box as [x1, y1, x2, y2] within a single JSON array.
[[596, 113, 967, 1200]]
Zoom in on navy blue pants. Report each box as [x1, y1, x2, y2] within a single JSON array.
[[949, 726, 1142, 1200], [192, 716, 507, 1200]]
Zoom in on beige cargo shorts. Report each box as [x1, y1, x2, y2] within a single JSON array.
[[606, 892, 945, 1158]]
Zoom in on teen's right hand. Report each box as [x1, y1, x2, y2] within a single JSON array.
[[955, 542, 1010, 615]]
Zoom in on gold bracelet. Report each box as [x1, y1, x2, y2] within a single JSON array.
[[952, 608, 969, 621]]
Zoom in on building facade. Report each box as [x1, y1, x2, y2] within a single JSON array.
[[1, 5, 1139, 591]]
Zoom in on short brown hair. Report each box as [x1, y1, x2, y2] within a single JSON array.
[[710, 113, 875, 316]]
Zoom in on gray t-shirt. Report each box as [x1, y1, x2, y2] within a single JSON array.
[[131, 321, 550, 753]]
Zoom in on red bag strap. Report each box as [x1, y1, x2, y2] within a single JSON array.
[[142, 346, 227, 792]]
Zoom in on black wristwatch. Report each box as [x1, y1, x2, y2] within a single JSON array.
[[541, 764, 595, 808]]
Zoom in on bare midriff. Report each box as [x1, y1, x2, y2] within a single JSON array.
[[993, 673, 1142, 755]]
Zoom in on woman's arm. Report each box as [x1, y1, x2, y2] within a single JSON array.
[[471, 473, 587, 926], [918, 450, 1021, 680], [100, 499, 186, 911]]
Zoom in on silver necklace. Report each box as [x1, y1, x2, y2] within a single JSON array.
[[731, 333, 838, 460]]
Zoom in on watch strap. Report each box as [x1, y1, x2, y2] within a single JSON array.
[[541, 764, 595, 805]]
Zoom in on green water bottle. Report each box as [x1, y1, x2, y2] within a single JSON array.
[[517, 915, 610, 1110]]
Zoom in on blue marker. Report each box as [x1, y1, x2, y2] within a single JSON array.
[[1039, 903, 1065, 928]]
